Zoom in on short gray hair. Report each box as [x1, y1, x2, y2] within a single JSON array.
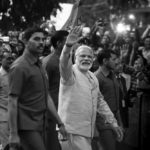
[[75, 45, 93, 56]]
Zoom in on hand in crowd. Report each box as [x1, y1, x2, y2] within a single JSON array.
[[120, 44, 129, 52], [120, 44, 129, 58], [111, 125, 124, 142]]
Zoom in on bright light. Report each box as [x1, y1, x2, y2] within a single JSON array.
[[10, 0, 13, 5], [116, 23, 126, 33], [82, 27, 91, 37], [45, 28, 49, 32], [51, 3, 73, 30], [126, 25, 131, 31], [128, 14, 135, 20]]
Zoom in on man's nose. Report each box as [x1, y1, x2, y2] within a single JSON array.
[[84, 56, 90, 59], [39, 38, 45, 43], [40, 39, 44, 44]]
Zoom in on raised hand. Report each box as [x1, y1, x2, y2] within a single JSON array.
[[65, 26, 83, 47], [120, 44, 129, 59]]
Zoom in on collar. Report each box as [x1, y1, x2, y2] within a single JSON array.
[[23, 49, 39, 65], [99, 66, 111, 77], [0, 66, 8, 76]]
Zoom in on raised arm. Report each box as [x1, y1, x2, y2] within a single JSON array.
[[59, 26, 82, 82], [141, 25, 150, 40]]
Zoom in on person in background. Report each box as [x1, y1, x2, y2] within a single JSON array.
[[95, 50, 123, 150], [42, 30, 68, 150], [0, 39, 4, 65], [16, 40, 25, 57], [141, 36, 150, 61], [0, 52, 14, 149], [8, 26, 68, 150], [0, 38, 3, 50], [9, 35, 18, 55], [114, 57, 129, 129]]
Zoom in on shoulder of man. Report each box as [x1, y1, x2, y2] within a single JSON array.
[[10, 56, 28, 73]]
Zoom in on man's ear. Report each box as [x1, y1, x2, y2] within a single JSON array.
[[74, 55, 76, 62], [23, 39, 28, 45], [103, 58, 107, 65], [57, 41, 61, 47]]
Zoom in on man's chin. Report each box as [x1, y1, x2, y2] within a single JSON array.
[[37, 51, 44, 57], [38, 53, 43, 57], [80, 66, 91, 72]]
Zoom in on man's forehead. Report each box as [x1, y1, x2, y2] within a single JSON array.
[[78, 49, 93, 55], [30, 32, 45, 38], [75, 46, 93, 56]]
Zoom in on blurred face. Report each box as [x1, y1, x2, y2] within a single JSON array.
[[129, 32, 136, 40], [134, 58, 143, 71], [101, 35, 109, 45], [10, 37, 18, 46], [106, 53, 117, 70], [75, 48, 93, 73], [144, 37, 150, 50], [98, 26, 105, 34], [17, 42, 24, 52], [124, 35, 131, 43], [27, 32, 45, 55], [2, 52, 14, 71], [114, 58, 122, 73], [96, 26, 105, 38], [0, 39, 3, 47]]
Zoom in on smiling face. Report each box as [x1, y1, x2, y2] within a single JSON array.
[[26, 32, 45, 56], [75, 46, 93, 73]]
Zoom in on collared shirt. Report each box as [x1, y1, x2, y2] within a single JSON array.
[[0, 66, 9, 121], [9, 50, 49, 131], [95, 67, 120, 113]]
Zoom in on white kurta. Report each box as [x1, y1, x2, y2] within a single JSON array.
[[58, 64, 117, 138]]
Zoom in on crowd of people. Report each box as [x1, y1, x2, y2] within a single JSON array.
[[0, 14, 150, 150]]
